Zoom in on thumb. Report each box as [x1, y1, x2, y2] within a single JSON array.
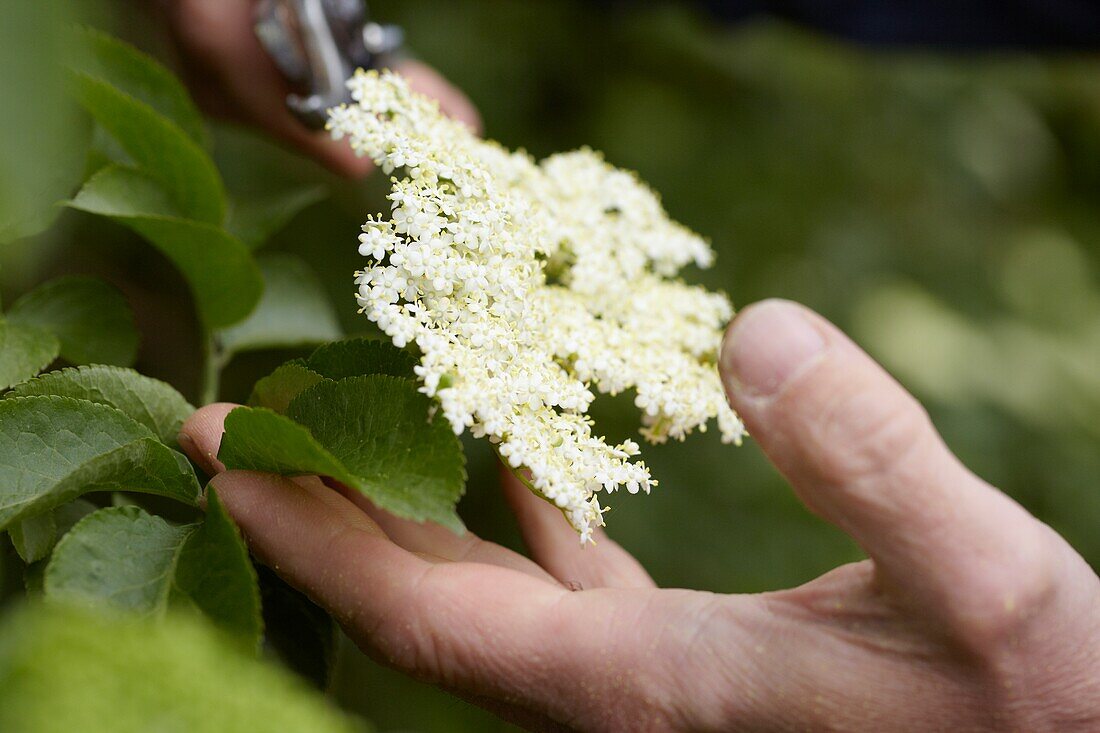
[[718, 300, 1050, 614]]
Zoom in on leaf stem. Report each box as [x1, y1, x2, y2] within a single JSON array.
[[199, 332, 224, 406]]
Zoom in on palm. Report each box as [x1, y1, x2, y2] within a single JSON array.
[[181, 301, 1100, 732]]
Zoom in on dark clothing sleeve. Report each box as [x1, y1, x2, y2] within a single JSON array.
[[692, 0, 1100, 49]]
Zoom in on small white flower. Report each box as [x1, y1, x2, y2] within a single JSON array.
[[329, 70, 745, 542]]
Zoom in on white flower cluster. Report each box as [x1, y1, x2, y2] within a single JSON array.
[[329, 70, 744, 542]]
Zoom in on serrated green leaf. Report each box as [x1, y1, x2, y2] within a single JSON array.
[[305, 338, 417, 381], [7, 277, 138, 367], [221, 376, 466, 530], [218, 407, 358, 487], [248, 362, 326, 413], [72, 72, 225, 223], [218, 254, 342, 357], [70, 166, 263, 328], [8, 365, 195, 445], [15, 499, 97, 572], [72, 27, 206, 146], [245, 336, 417, 414], [227, 185, 327, 250], [0, 396, 200, 530], [44, 506, 192, 612], [289, 377, 465, 530], [0, 604, 362, 733], [44, 494, 262, 649], [171, 489, 262, 650], [9, 513, 56, 564], [0, 320, 58, 390]]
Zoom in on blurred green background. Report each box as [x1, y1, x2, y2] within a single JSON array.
[[5, 1, 1100, 730]]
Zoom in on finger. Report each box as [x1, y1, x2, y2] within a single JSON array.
[[500, 468, 656, 590], [334, 482, 561, 583], [397, 59, 483, 134], [178, 402, 237, 476], [210, 468, 660, 729], [718, 300, 1049, 607], [169, 0, 373, 177], [181, 404, 671, 728], [170, 3, 481, 177], [180, 403, 558, 582]]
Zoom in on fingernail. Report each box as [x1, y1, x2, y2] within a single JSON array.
[[720, 300, 826, 399]]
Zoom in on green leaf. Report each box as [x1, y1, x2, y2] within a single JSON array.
[[85, 123, 132, 171], [8, 365, 195, 445], [53, 498, 100, 532], [245, 338, 417, 414], [217, 254, 342, 357], [45, 494, 262, 650], [0, 2, 88, 244], [72, 27, 206, 146], [0, 320, 58, 391], [71, 162, 181, 217], [70, 166, 263, 328], [305, 337, 417, 381], [0, 396, 201, 530], [45, 506, 192, 612], [72, 72, 225, 223], [14, 499, 97, 572], [9, 513, 56, 564], [0, 537, 10, 600], [22, 560, 44, 596], [170, 489, 263, 650], [0, 604, 362, 733], [227, 185, 327, 250], [248, 362, 326, 413], [288, 377, 466, 529], [221, 376, 466, 530], [6, 276, 138, 367], [218, 407, 357, 488]]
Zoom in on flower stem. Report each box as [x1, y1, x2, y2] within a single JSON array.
[[491, 444, 590, 540]]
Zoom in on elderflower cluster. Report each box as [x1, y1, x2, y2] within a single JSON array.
[[329, 70, 744, 542]]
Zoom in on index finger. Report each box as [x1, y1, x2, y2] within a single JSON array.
[[178, 406, 663, 729], [170, 0, 373, 176]]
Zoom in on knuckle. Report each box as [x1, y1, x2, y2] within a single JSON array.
[[947, 529, 1062, 653], [451, 534, 485, 563], [814, 386, 934, 488], [645, 594, 769, 730]]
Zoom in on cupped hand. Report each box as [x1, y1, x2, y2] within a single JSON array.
[[164, 0, 480, 176], [180, 300, 1100, 732]]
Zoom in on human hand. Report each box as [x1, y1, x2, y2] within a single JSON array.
[[180, 299, 1100, 732], [164, 0, 480, 176]]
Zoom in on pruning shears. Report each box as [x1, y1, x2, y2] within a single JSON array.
[[254, 0, 404, 128]]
